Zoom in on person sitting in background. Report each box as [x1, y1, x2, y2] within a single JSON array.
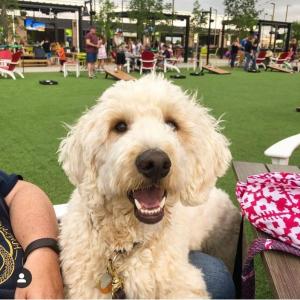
[[290, 38, 298, 61], [135, 40, 142, 56], [0, 170, 63, 298], [131, 40, 137, 56], [139, 44, 155, 71], [162, 44, 171, 59], [168, 44, 174, 57], [230, 39, 240, 68], [141, 44, 154, 56], [56, 43, 66, 72], [156, 44, 170, 69]]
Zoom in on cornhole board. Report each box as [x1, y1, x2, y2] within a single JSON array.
[[103, 66, 136, 81], [267, 65, 293, 74], [203, 65, 231, 75]]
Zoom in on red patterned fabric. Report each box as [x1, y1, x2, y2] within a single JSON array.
[[236, 172, 300, 249]]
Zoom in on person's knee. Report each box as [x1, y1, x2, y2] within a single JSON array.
[[189, 251, 236, 299]]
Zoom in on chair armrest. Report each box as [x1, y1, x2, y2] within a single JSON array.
[[53, 203, 68, 220], [264, 133, 300, 165]]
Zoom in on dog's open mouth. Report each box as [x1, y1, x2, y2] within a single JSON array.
[[128, 186, 167, 224]]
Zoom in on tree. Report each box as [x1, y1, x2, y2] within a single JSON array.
[[0, 0, 18, 44], [191, 0, 207, 66], [292, 22, 300, 41], [128, 0, 170, 40], [94, 0, 119, 47], [223, 0, 259, 33], [191, 0, 207, 35]]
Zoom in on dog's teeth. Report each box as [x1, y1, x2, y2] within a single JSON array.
[[134, 199, 142, 210], [138, 206, 162, 215], [160, 197, 166, 208]]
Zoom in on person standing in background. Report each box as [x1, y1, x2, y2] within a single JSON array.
[[251, 37, 259, 72], [244, 35, 254, 72], [56, 43, 66, 72], [97, 35, 107, 72], [113, 29, 126, 71], [230, 39, 240, 68], [85, 26, 99, 79], [42, 39, 51, 66]]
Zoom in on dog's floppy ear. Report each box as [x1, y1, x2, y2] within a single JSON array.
[[180, 104, 232, 206], [58, 109, 108, 187], [58, 123, 85, 186]]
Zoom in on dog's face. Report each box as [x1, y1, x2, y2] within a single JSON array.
[[59, 75, 231, 225]]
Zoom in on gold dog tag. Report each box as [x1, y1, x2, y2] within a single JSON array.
[[100, 272, 112, 294], [103, 257, 126, 298]]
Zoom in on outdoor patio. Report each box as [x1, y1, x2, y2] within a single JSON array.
[[0, 67, 299, 298]]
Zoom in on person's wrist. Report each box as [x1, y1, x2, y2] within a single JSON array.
[[25, 247, 59, 265]]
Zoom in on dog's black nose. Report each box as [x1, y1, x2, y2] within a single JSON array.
[[136, 149, 171, 181]]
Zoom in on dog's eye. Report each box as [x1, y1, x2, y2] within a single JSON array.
[[165, 120, 178, 131], [114, 121, 128, 133]]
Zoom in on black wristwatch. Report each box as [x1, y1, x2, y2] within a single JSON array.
[[24, 238, 60, 262]]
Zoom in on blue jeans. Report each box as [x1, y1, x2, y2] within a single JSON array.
[[189, 251, 236, 299], [230, 53, 237, 68], [244, 52, 252, 71]]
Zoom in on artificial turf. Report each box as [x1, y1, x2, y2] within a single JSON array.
[[0, 68, 299, 298]]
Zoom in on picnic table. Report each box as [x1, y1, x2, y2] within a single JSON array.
[[233, 161, 300, 299]]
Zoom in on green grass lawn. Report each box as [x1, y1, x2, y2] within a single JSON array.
[[0, 68, 299, 298]]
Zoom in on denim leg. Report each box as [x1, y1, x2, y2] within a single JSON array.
[[244, 52, 251, 71], [230, 54, 237, 68], [251, 55, 257, 71], [189, 251, 236, 299]]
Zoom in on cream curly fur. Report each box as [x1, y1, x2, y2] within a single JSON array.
[[58, 75, 240, 299]]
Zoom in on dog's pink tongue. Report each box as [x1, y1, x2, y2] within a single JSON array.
[[133, 187, 164, 209]]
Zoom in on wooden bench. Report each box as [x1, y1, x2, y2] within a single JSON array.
[[233, 161, 300, 299], [103, 65, 136, 81], [21, 59, 48, 67]]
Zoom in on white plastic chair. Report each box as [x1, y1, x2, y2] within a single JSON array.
[[0, 51, 24, 80], [140, 58, 157, 74], [63, 61, 80, 78], [163, 58, 180, 73], [264, 134, 300, 165]]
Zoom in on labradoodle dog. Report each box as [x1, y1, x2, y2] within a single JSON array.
[[58, 75, 240, 299]]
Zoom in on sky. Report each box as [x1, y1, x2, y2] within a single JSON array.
[[173, 0, 300, 22]]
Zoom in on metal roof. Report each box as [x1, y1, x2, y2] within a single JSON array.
[[18, 0, 83, 14]]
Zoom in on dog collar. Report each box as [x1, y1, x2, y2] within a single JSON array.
[[99, 242, 143, 298]]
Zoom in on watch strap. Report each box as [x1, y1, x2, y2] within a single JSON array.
[[24, 238, 60, 262]]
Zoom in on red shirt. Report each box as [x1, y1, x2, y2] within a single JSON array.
[[85, 32, 98, 54], [57, 47, 66, 61]]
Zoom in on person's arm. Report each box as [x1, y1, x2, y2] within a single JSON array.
[[5, 180, 64, 299], [86, 38, 98, 48]]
